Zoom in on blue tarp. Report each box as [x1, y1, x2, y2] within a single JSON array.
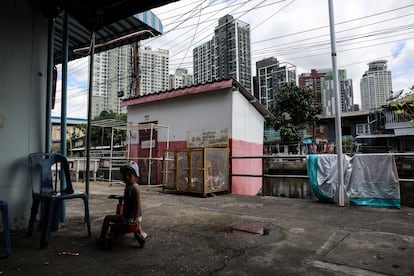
[[307, 154, 400, 208]]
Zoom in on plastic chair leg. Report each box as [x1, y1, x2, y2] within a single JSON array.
[[40, 199, 56, 249], [0, 201, 11, 258], [28, 199, 40, 236]]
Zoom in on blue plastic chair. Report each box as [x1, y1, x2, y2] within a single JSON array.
[[0, 200, 11, 258], [28, 153, 91, 249]]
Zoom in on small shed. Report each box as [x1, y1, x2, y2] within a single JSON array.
[[121, 78, 273, 196]]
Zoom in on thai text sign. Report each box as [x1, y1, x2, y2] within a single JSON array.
[[187, 128, 228, 148]]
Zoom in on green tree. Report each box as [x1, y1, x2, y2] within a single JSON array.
[[268, 83, 320, 142], [389, 85, 414, 122], [91, 110, 127, 147]]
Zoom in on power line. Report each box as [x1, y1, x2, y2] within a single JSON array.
[[64, 0, 414, 100]]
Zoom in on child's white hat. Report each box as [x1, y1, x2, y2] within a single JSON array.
[[120, 161, 140, 177]]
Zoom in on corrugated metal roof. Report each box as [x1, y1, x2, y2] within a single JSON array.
[[54, 10, 163, 63], [53, 0, 178, 31], [91, 119, 127, 128], [121, 78, 275, 119], [51, 116, 87, 125]]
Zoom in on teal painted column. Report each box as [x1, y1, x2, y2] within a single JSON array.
[[61, 13, 68, 157], [45, 17, 54, 153], [85, 31, 95, 196], [59, 12, 69, 222]]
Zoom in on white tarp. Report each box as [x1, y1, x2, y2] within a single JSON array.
[[307, 154, 400, 208]]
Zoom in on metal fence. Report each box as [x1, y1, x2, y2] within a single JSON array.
[[230, 154, 414, 207], [230, 155, 310, 199]]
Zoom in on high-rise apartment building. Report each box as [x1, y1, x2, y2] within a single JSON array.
[[299, 69, 354, 116], [320, 69, 354, 116], [253, 57, 296, 111], [92, 45, 132, 118], [91, 45, 169, 117], [138, 46, 169, 95], [340, 79, 354, 113], [360, 60, 392, 110], [169, 68, 193, 89], [298, 69, 326, 110], [214, 15, 251, 90], [92, 51, 108, 118], [193, 14, 252, 90], [193, 40, 215, 84]]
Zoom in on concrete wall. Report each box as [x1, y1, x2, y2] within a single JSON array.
[[231, 91, 264, 143], [0, 0, 48, 229], [128, 89, 233, 144], [231, 91, 264, 195]]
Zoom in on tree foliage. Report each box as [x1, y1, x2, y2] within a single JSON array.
[[389, 85, 414, 122], [90, 110, 127, 147], [268, 83, 320, 142]]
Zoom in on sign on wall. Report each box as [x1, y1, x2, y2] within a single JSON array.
[[130, 129, 139, 144], [139, 126, 157, 149], [187, 128, 228, 148]]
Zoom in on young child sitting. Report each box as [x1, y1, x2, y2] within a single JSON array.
[[97, 161, 147, 247]]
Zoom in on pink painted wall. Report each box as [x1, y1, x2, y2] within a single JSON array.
[[127, 138, 262, 195], [230, 139, 263, 195], [127, 141, 187, 185]]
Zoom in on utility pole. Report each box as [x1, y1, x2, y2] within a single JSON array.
[[328, 0, 345, 206], [133, 41, 140, 97]]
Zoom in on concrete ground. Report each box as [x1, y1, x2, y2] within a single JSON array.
[[1, 181, 413, 276]]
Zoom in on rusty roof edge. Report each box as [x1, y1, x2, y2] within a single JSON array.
[[121, 79, 233, 107], [121, 78, 275, 120]]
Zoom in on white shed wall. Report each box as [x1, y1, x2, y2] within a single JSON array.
[[127, 89, 233, 142], [232, 91, 264, 144], [0, 1, 48, 228]]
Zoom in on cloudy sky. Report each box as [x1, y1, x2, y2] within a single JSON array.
[[52, 0, 414, 118]]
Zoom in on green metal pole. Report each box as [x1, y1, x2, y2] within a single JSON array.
[[59, 12, 69, 222], [61, 12, 68, 157], [86, 31, 95, 196], [45, 17, 54, 153]]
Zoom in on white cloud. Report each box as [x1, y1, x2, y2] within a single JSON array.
[[54, 58, 89, 119], [52, 73, 88, 119]]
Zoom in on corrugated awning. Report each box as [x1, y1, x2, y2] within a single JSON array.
[[53, 10, 163, 63], [38, 0, 178, 29], [91, 119, 127, 128], [55, 0, 178, 31]]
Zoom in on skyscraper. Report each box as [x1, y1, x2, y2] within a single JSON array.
[[214, 15, 251, 90], [360, 60, 392, 110], [91, 45, 169, 117], [320, 69, 354, 116], [92, 45, 133, 118], [193, 40, 214, 85], [169, 68, 194, 89], [298, 69, 326, 110], [138, 46, 169, 96], [193, 14, 252, 90], [253, 57, 296, 111]]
